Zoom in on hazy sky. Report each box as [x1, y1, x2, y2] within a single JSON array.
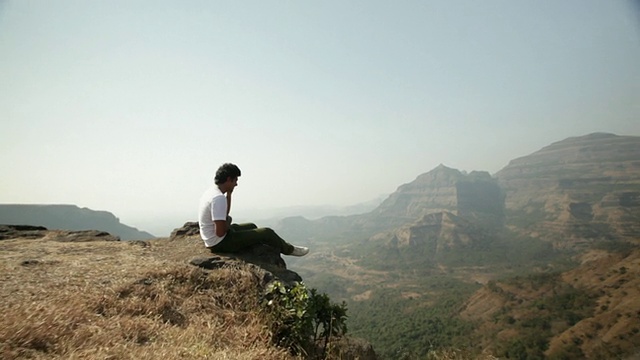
[[1, 1, 639, 234]]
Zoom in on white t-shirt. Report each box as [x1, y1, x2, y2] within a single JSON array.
[[198, 186, 227, 247]]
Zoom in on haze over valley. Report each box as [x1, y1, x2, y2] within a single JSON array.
[[1, 1, 640, 359]]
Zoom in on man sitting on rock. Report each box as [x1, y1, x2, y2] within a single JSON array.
[[198, 163, 309, 257]]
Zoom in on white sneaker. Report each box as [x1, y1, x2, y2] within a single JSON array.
[[290, 245, 309, 257]]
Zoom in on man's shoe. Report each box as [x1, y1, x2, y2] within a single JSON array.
[[291, 246, 309, 257]]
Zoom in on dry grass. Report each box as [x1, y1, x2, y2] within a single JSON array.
[[0, 235, 298, 360], [425, 348, 498, 360]]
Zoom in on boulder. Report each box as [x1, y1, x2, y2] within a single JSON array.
[[0, 225, 120, 242], [0, 224, 48, 240], [171, 222, 302, 287], [170, 221, 200, 240]]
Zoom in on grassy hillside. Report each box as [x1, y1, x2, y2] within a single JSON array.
[[0, 234, 307, 359]]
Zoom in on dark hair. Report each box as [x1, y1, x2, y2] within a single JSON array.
[[214, 163, 241, 185]]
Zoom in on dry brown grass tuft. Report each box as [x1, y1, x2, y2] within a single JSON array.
[[0, 236, 298, 360]]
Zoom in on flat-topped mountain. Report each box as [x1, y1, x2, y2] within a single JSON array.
[[0, 204, 154, 240], [496, 133, 640, 247]]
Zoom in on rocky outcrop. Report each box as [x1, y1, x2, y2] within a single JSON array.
[[496, 133, 640, 246], [189, 246, 303, 287], [0, 225, 48, 240], [357, 165, 504, 262], [171, 222, 303, 287], [0, 204, 154, 240], [169, 221, 200, 240], [370, 211, 493, 265], [0, 224, 120, 242]]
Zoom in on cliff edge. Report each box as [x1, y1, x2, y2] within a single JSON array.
[[0, 225, 377, 360]]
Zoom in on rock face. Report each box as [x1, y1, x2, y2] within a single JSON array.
[[366, 133, 640, 253], [496, 133, 640, 246], [0, 204, 154, 240], [370, 211, 492, 265], [361, 165, 504, 264], [372, 165, 504, 228], [171, 222, 302, 287]]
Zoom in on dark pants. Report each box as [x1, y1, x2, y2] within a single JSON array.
[[209, 222, 295, 255]]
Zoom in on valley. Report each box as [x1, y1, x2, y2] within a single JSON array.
[[277, 133, 640, 359]]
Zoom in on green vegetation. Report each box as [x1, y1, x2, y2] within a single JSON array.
[[346, 278, 479, 359], [354, 230, 564, 273], [264, 281, 348, 357], [296, 223, 588, 359], [492, 273, 597, 359], [593, 239, 636, 256]]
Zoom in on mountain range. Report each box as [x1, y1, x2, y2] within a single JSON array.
[[274, 132, 640, 359], [280, 132, 639, 255]]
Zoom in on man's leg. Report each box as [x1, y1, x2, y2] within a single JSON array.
[[212, 227, 295, 255], [230, 223, 257, 231]]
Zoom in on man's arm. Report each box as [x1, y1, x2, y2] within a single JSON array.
[[226, 190, 232, 215], [214, 220, 227, 237], [211, 193, 230, 238]]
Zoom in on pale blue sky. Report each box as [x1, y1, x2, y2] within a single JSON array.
[[1, 1, 639, 235]]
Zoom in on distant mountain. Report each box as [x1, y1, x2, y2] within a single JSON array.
[[371, 165, 504, 229], [0, 204, 155, 240], [278, 164, 510, 268], [280, 133, 640, 255], [496, 132, 640, 248]]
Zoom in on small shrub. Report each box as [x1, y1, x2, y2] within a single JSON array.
[[263, 281, 348, 357]]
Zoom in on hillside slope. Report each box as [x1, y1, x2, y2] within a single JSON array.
[[0, 228, 377, 360], [496, 133, 640, 247], [460, 247, 640, 358]]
